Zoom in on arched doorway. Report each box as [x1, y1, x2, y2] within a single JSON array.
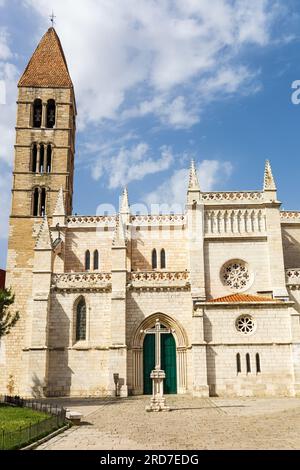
[[131, 313, 188, 395], [143, 332, 177, 394]]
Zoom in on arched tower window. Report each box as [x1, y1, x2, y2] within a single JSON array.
[[236, 353, 241, 374], [33, 188, 39, 216], [85, 250, 90, 271], [40, 188, 46, 217], [152, 249, 157, 270], [256, 353, 261, 373], [93, 250, 99, 270], [76, 298, 86, 341], [32, 187, 47, 217], [246, 353, 251, 374], [39, 144, 44, 173], [46, 99, 56, 128], [33, 99, 42, 128], [160, 249, 166, 269], [46, 145, 52, 173], [32, 144, 38, 172]]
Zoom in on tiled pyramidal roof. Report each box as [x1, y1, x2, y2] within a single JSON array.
[[19, 27, 73, 88], [208, 293, 280, 303]]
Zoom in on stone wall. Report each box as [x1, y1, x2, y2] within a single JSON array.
[[204, 304, 295, 396]]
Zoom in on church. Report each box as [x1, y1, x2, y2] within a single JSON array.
[[1, 27, 300, 399]]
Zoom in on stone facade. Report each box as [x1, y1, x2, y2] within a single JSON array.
[[1, 28, 300, 399]]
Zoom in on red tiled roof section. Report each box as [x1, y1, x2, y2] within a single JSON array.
[[208, 293, 280, 303], [19, 28, 73, 88]]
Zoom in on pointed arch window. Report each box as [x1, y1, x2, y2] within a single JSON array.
[[39, 144, 45, 173], [236, 353, 241, 374], [76, 298, 86, 341], [40, 188, 46, 217], [256, 353, 261, 373], [32, 187, 47, 217], [160, 249, 166, 269], [32, 144, 38, 172], [46, 145, 52, 173], [33, 99, 42, 128], [93, 250, 99, 271], [246, 353, 251, 374], [85, 250, 91, 271], [46, 99, 56, 128], [152, 249, 157, 270], [33, 188, 39, 216]]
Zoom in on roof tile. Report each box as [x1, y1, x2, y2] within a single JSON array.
[[19, 27, 73, 88], [208, 293, 280, 303]]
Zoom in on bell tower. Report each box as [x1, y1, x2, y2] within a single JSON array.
[[1, 27, 76, 395]]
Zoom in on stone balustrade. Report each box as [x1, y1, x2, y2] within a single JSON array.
[[200, 191, 263, 203], [66, 215, 116, 228], [131, 214, 186, 226], [128, 271, 190, 290], [52, 272, 112, 291], [281, 212, 300, 224]]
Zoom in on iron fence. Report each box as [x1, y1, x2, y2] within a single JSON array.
[[0, 395, 67, 450]]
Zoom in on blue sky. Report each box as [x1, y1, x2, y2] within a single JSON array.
[[0, 0, 300, 269]]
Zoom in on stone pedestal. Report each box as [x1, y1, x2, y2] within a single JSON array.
[[146, 370, 170, 412]]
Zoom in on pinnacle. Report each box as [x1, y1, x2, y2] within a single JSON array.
[[188, 159, 200, 191], [35, 216, 53, 250], [53, 187, 65, 216], [121, 187, 130, 213], [264, 160, 276, 191]]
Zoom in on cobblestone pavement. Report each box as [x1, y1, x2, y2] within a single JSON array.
[[37, 396, 300, 450]]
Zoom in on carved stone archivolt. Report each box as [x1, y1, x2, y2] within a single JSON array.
[[131, 312, 189, 395]]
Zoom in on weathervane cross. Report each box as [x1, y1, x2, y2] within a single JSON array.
[[50, 11, 56, 27]]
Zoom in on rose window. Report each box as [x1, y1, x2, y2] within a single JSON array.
[[221, 261, 251, 291], [236, 315, 255, 335]]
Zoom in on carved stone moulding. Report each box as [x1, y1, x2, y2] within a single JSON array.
[[281, 212, 300, 223], [201, 191, 264, 203], [285, 268, 300, 286]]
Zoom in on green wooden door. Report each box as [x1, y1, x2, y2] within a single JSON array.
[[143, 333, 177, 395], [161, 334, 177, 394], [143, 334, 155, 395]]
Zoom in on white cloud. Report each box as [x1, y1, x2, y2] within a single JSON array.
[[23, 0, 280, 130], [0, 30, 18, 241], [0, 30, 18, 166], [198, 66, 261, 98], [92, 143, 173, 189], [144, 159, 233, 210], [124, 94, 199, 128]]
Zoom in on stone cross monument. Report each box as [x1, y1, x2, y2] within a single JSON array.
[[145, 319, 171, 412]]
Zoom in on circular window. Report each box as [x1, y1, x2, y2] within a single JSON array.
[[236, 315, 255, 335], [221, 260, 252, 292]]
